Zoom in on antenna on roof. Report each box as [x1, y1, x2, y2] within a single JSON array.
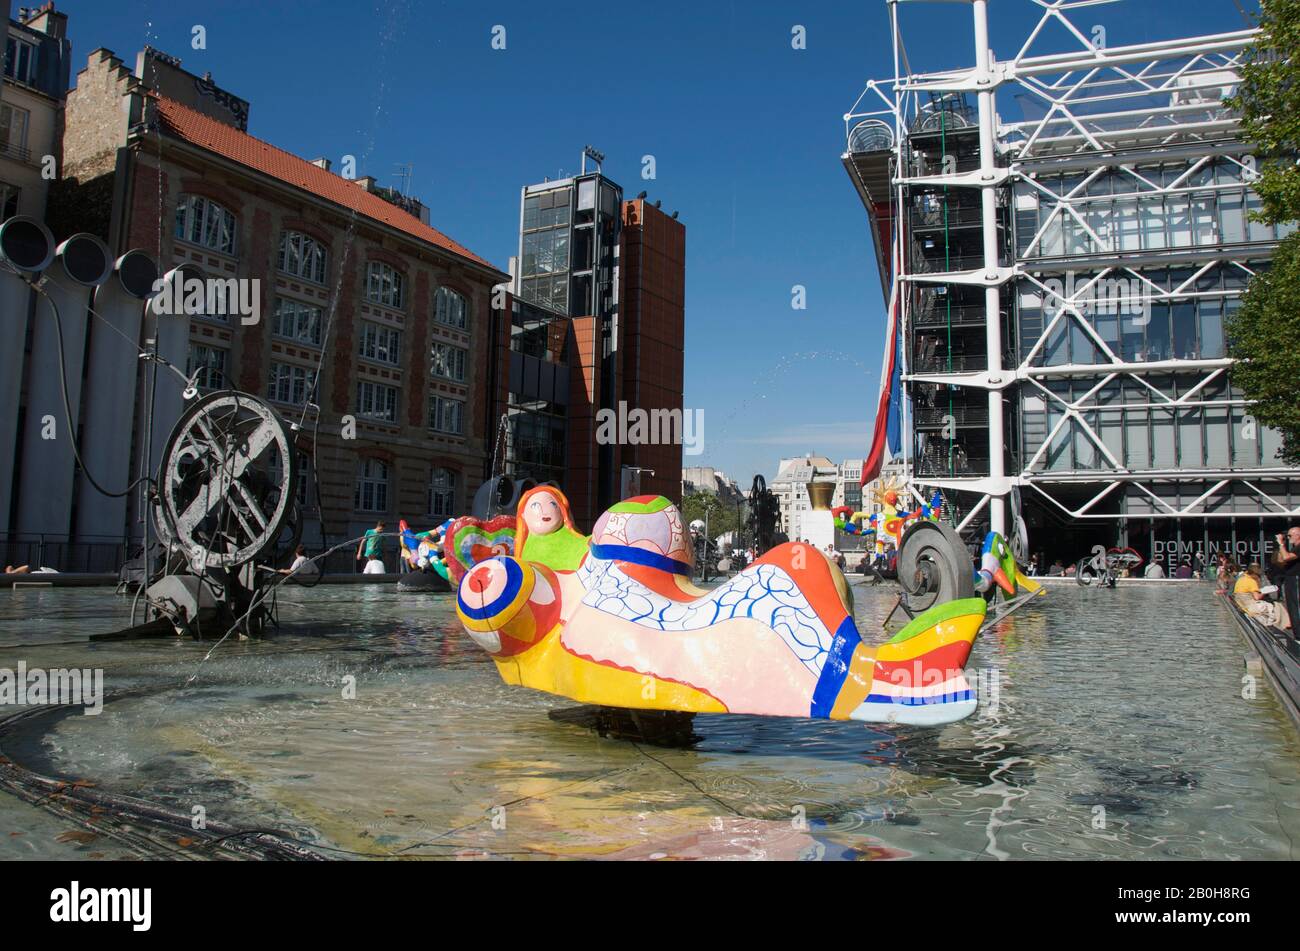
[[581, 145, 605, 174], [393, 162, 414, 197]]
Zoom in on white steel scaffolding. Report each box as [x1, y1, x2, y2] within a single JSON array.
[[842, 0, 1300, 553]]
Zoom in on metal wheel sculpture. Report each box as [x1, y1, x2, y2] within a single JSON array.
[[897, 520, 975, 613], [1076, 545, 1123, 587], [1009, 486, 1030, 564], [155, 391, 297, 572]]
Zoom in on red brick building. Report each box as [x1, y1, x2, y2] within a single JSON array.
[[55, 48, 507, 557], [618, 197, 687, 505]]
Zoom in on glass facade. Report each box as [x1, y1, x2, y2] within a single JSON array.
[[519, 187, 572, 311]]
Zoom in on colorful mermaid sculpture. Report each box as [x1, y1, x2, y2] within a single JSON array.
[[514, 485, 589, 571], [444, 514, 516, 586], [456, 495, 986, 726], [398, 518, 451, 580]]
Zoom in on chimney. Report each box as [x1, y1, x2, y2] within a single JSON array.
[[310, 157, 332, 172], [24, 2, 67, 38], [354, 176, 377, 192]]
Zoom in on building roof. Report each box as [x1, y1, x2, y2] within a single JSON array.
[[152, 95, 500, 274]]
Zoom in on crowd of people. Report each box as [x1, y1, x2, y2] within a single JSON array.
[[1020, 528, 1300, 636], [1221, 527, 1300, 635]]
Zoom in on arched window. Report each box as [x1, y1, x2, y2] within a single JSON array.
[[354, 457, 389, 513], [278, 231, 328, 283], [435, 286, 468, 329], [175, 194, 237, 255], [366, 262, 405, 309], [428, 468, 456, 518]]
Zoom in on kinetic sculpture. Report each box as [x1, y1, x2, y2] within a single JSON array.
[[831, 479, 943, 554], [456, 492, 986, 726]]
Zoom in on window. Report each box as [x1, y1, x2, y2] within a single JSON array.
[[429, 394, 465, 434], [296, 451, 313, 508], [186, 343, 227, 392], [175, 194, 237, 255], [355, 458, 389, 513], [366, 262, 405, 308], [357, 380, 398, 423], [278, 231, 328, 284], [435, 286, 468, 329], [0, 181, 19, 219], [272, 298, 323, 346], [266, 362, 318, 406], [431, 342, 467, 382], [4, 36, 37, 86], [0, 103, 30, 158], [428, 468, 456, 518], [359, 322, 402, 365]]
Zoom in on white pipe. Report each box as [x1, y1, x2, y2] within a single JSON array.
[[973, 0, 1006, 538]]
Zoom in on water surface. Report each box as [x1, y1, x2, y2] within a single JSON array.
[[1, 579, 1296, 860]]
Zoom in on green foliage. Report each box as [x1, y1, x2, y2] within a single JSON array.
[[679, 492, 740, 540], [1227, 232, 1300, 464], [1226, 0, 1300, 461], [1227, 0, 1300, 224]]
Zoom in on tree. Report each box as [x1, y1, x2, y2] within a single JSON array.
[[1225, 0, 1300, 463], [680, 492, 739, 541]]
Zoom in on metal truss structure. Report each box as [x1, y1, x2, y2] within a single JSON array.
[[842, 0, 1300, 553]]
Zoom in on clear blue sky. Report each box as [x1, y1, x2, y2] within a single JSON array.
[[52, 0, 1255, 484]]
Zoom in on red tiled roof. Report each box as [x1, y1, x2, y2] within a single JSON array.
[[152, 95, 500, 273]]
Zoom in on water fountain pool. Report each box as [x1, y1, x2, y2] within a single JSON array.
[[1, 581, 1297, 860]]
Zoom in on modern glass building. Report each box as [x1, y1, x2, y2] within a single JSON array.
[[501, 297, 570, 488], [842, 0, 1300, 566]]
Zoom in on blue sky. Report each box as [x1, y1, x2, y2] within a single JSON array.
[[52, 0, 1255, 484]]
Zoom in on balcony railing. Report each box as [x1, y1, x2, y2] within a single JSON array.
[[906, 150, 982, 178], [916, 448, 990, 478], [0, 139, 32, 164], [910, 252, 998, 275], [914, 403, 990, 428], [913, 351, 989, 373], [913, 304, 996, 329], [910, 203, 988, 230]]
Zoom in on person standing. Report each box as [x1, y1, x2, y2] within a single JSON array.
[[357, 520, 387, 574], [1275, 526, 1300, 635]]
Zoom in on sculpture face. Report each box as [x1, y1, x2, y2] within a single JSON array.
[[523, 491, 564, 536]]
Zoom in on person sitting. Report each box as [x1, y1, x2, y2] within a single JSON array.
[[278, 544, 319, 581], [1234, 563, 1291, 631], [1048, 559, 1064, 576], [1144, 558, 1165, 579], [1174, 559, 1194, 580]]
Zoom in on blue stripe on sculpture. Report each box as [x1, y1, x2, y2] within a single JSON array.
[[589, 544, 691, 575], [809, 615, 861, 718]]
